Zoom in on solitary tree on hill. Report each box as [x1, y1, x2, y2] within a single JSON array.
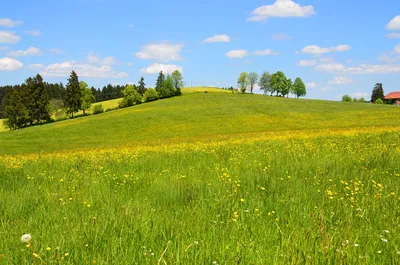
[[237, 72, 249, 93], [64, 71, 82, 118], [371, 83, 384, 103], [248, 72, 259, 94]]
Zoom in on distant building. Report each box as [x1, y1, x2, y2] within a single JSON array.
[[385, 92, 400, 105]]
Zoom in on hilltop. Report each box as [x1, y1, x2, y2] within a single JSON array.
[[1, 87, 399, 155]]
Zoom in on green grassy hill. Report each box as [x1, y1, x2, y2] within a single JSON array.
[[1, 87, 399, 155]]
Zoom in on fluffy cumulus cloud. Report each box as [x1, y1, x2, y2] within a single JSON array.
[[305, 82, 319, 89], [0, 57, 23, 71], [49, 48, 65, 54], [140, 63, 183, 74], [8, 47, 42, 57], [25, 29, 41, 36], [386, 33, 400, 39], [386, 15, 400, 30], [136, 43, 183, 62], [253, 49, 279, 56], [395, 44, 400, 54], [0, 31, 21, 43], [351, 92, 369, 98], [226, 49, 278, 59], [302, 45, 351, 54], [315, 63, 346, 72], [248, 0, 315, 21], [28, 64, 45, 70], [225, 49, 249, 59], [40, 61, 128, 78], [87, 52, 117, 65], [0, 18, 23, 28], [329, 76, 353, 85], [201, 34, 231, 44], [297, 59, 317, 67], [344, 64, 400, 74], [272, 33, 291, 40]]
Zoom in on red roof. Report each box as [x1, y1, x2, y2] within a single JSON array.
[[385, 92, 400, 99]]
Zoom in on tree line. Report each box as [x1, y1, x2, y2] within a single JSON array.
[[1, 70, 184, 130], [342, 83, 390, 104], [237, 71, 307, 98]]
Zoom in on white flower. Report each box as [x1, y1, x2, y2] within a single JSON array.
[[384, 230, 390, 234], [378, 250, 382, 254], [354, 244, 359, 247], [21, 234, 32, 243], [381, 238, 388, 243]]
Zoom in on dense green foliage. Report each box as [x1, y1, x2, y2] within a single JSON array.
[[137, 77, 147, 96], [270, 71, 289, 97], [143, 88, 159, 102], [371, 83, 384, 103], [171, 70, 184, 95], [237, 72, 249, 93], [119, 85, 142, 108], [92, 104, 104, 114], [342, 94, 352, 102], [155, 71, 165, 92], [80, 81, 95, 115], [64, 71, 83, 118], [258, 72, 272, 95], [292, 78, 307, 98]]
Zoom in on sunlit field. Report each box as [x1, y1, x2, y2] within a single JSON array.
[[1, 90, 400, 264]]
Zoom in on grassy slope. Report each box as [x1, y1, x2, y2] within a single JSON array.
[[1, 87, 399, 155]]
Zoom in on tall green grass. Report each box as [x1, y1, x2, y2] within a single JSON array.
[[1, 131, 399, 264]]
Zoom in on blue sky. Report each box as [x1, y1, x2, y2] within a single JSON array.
[[1, 0, 400, 100]]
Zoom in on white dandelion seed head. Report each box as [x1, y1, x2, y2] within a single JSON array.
[[21, 234, 32, 243]]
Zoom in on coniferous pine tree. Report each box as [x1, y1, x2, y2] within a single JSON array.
[[371, 83, 384, 103], [3, 86, 29, 130], [64, 71, 82, 118], [155, 71, 165, 93], [137, 77, 147, 96], [26, 74, 51, 124]]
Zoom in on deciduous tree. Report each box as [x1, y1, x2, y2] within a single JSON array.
[[171, 70, 184, 95], [292, 77, 307, 98], [237, 72, 249, 94], [80, 81, 95, 115], [248, 72, 259, 94], [270, 71, 288, 96], [259, 72, 272, 95]]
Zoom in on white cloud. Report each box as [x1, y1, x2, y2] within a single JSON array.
[[351, 92, 368, 98], [25, 29, 41, 36], [140, 63, 183, 74], [302, 44, 351, 54], [297, 59, 316, 67], [225, 49, 249, 59], [201, 34, 231, 44], [136, 42, 183, 62], [0, 46, 9, 50], [28, 63, 45, 70], [49, 48, 65, 54], [395, 44, 400, 54], [8, 47, 42, 57], [344, 64, 400, 74], [0, 31, 21, 43], [0, 18, 23, 28], [0, 57, 23, 71], [253, 49, 279, 56], [319, 57, 334, 63], [127, 62, 133, 67], [248, 0, 315, 21], [272, 33, 291, 40], [306, 82, 319, 89], [87, 52, 117, 65], [40, 61, 127, 78], [117, 72, 129, 78], [315, 63, 346, 72], [386, 33, 400, 39], [329, 76, 353, 85], [320, 86, 331, 92], [386, 15, 400, 30]]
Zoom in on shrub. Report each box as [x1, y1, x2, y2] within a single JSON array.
[[375, 98, 383, 104], [92, 104, 104, 114], [143, 88, 159, 102], [352, 98, 358, 103]]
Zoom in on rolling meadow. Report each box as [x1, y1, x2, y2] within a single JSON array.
[[1, 88, 400, 264]]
